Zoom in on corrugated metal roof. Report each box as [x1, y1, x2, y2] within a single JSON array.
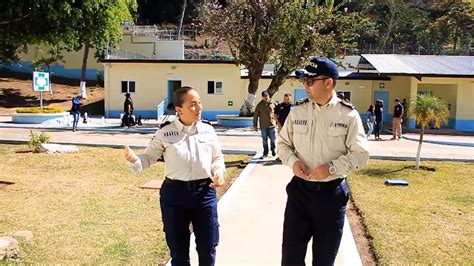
[[361, 54, 474, 76], [240, 56, 360, 78]]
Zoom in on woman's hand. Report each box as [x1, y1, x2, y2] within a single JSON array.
[[210, 175, 224, 188], [124, 145, 139, 163]]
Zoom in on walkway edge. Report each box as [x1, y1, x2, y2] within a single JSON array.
[[402, 135, 474, 147], [165, 154, 260, 266]]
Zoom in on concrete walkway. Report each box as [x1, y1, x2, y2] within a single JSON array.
[[188, 157, 361, 265], [0, 122, 473, 265]]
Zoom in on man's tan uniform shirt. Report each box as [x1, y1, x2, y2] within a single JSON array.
[[277, 95, 369, 182], [131, 119, 225, 181]]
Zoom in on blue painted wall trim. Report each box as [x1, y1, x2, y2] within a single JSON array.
[[202, 110, 240, 121], [455, 119, 474, 132], [107, 110, 240, 120], [1, 61, 97, 81], [408, 118, 455, 129]]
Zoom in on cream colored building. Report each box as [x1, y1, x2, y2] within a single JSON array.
[[103, 55, 474, 132]]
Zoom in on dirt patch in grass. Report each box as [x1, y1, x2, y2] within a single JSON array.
[[0, 78, 104, 115], [346, 199, 377, 265]]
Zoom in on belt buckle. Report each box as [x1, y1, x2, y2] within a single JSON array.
[[187, 181, 197, 190]]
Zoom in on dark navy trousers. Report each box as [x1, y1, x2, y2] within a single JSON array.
[[282, 177, 350, 266], [160, 178, 219, 266]]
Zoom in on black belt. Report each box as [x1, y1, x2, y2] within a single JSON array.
[[164, 177, 211, 190], [294, 177, 344, 192]]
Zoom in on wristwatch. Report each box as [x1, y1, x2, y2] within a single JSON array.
[[328, 161, 337, 175]]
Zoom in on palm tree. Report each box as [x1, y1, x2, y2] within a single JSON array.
[[408, 95, 449, 169]]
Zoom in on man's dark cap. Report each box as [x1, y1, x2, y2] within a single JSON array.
[[261, 91, 269, 97], [394, 97, 400, 101], [295, 57, 339, 80]]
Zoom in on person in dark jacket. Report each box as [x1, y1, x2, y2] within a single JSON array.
[[391, 97, 404, 140], [274, 93, 293, 134], [122, 93, 135, 127], [374, 100, 384, 140], [70, 96, 82, 132]]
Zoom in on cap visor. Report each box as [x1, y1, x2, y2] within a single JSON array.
[[295, 69, 308, 77]]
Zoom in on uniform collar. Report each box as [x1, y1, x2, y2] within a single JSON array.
[[174, 118, 196, 134], [309, 94, 338, 111], [327, 94, 339, 110]]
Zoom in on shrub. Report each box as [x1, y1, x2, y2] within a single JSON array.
[[16, 107, 65, 113], [28, 130, 50, 152]]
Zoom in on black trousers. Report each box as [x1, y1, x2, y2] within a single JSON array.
[[282, 177, 349, 266], [160, 178, 219, 266]]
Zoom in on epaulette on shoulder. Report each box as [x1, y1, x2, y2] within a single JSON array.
[[159, 121, 171, 129], [295, 98, 310, 106], [340, 99, 355, 110], [201, 119, 212, 126]]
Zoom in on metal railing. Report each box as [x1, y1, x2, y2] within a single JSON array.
[[156, 98, 167, 121], [340, 43, 472, 56], [122, 22, 197, 40], [106, 50, 149, 60]]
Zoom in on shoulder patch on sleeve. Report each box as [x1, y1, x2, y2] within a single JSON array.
[[295, 98, 310, 106], [159, 121, 171, 129], [339, 99, 355, 110]]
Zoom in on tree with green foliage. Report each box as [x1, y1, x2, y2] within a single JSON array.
[[66, 0, 137, 98], [419, 1, 473, 54], [201, 0, 369, 116], [408, 95, 449, 170], [0, 1, 73, 64]]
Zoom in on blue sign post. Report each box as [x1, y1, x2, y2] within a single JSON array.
[[33, 72, 50, 111]]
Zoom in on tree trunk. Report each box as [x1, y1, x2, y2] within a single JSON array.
[[80, 40, 90, 99], [380, 1, 396, 52], [452, 26, 458, 53], [267, 68, 291, 98], [178, 0, 187, 40], [239, 71, 261, 116], [415, 128, 424, 170]]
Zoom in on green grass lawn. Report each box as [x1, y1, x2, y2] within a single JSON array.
[[0, 144, 250, 264], [348, 159, 474, 264]]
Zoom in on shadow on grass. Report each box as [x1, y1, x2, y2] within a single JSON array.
[[0, 88, 67, 108], [360, 165, 435, 177], [225, 160, 244, 168], [359, 167, 407, 177], [15, 149, 33, 154]]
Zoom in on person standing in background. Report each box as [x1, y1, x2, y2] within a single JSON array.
[[253, 90, 277, 159], [374, 99, 384, 140], [274, 93, 293, 134], [70, 96, 82, 132], [365, 105, 375, 139], [122, 93, 135, 127], [391, 97, 404, 140]]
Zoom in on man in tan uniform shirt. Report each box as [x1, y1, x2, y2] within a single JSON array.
[[278, 57, 369, 265]]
